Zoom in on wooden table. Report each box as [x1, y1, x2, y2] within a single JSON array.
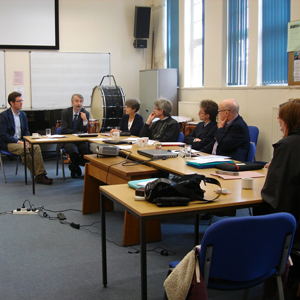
[[23, 134, 102, 194], [83, 154, 160, 246], [99, 170, 266, 300]]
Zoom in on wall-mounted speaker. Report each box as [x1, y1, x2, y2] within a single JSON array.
[[134, 6, 151, 39], [133, 39, 147, 48]]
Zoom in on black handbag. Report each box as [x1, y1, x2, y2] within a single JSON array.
[[144, 173, 221, 207]]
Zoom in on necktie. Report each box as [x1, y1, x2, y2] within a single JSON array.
[[73, 114, 78, 130]]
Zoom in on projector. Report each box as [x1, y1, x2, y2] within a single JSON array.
[[90, 143, 119, 156]]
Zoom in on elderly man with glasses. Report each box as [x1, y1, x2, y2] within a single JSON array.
[[0, 92, 52, 184], [202, 98, 250, 162]]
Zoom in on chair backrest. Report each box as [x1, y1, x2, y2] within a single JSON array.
[[246, 142, 256, 162], [56, 126, 62, 134], [248, 126, 259, 145], [177, 132, 184, 143], [199, 213, 296, 284]]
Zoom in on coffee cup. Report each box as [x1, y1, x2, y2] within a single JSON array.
[[142, 137, 149, 147], [242, 177, 253, 189], [137, 138, 145, 147]]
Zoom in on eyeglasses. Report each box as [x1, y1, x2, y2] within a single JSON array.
[[15, 100, 24, 103], [218, 109, 230, 113], [198, 111, 206, 115]]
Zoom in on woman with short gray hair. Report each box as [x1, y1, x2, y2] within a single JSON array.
[[139, 98, 180, 141]]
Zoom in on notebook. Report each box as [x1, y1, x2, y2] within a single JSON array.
[[137, 149, 178, 159]]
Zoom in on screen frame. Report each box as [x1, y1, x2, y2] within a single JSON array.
[[0, 0, 59, 50]]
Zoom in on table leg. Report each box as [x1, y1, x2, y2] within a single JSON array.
[[140, 218, 147, 300], [100, 192, 107, 287], [194, 214, 200, 245], [24, 141, 27, 184], [31, 144, 35, 195]]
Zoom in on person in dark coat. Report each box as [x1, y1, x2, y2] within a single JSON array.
[[254, 99, 300, 298], [61, 94, 91, 178], [0, 91, 52, 184], [259, 99, 300, 251], [184, 99, 218, 150], [110, 98, 144, 136], [139, 98, 180, 142], [201, 99, 250, 162]]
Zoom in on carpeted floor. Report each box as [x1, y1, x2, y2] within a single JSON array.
[[0, 154, 265, 300]]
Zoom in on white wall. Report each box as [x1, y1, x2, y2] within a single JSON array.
[[178, 0, 300, 162], [2, 0, 152, 111]]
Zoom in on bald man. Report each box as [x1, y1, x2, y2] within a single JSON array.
[[202, 99, 250, 162]]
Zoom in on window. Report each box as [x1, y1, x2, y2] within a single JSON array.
[[184, 0, 204, 87], [227, 0, 248, 86], [262, 0, 290, 85], [167, 0, 179, 71]]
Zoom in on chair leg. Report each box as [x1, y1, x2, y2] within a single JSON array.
[[56, 152, 59, 176], [15, 156, 19, 175], [242, 288, 249, 300], [60, 149, 65, 181], [276, 276, 285, 300], [0, 153, 7, 183]]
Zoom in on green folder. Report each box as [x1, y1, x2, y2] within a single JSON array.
[[128, 178, 158, 190], [186, 160, 235, 169]]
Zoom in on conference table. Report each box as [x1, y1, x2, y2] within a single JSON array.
[[23, 133, 103, 194], [99, 166, 266, 300]]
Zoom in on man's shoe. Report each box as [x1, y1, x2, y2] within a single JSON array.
[[35, 174, 53, 185], [69, 164, 79, 179], [76, 166, 82, 177]]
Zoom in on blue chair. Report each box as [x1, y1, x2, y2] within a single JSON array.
[[248, 126, 259, 145], [0, 150, 20, 183], [246, 142, 256, 162], [167, 213, 296, 300], [56, 126, 68, 180], [177, 132, 184, 142]]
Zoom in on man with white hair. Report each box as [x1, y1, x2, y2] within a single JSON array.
[[202, 99, 250, 162]]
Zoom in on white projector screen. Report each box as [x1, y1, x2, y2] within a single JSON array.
[[0, 0, 59, 49]]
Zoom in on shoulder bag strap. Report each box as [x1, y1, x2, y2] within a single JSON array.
[[170, 176, 222, 202]]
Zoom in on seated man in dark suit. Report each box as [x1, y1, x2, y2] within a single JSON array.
[[0, 92, 52, 184], [61, 94, 91, 178], [184, 99, 218, 150], [202, 99, 250, 162], [139, 98, 180, 142]]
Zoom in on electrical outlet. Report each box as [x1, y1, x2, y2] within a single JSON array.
[[13, 208, 38, 215]]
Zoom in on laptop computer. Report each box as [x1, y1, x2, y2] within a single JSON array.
[[137, 149, 178, 159], [103, 139, 132, 145], [77, 133, 99, 138]]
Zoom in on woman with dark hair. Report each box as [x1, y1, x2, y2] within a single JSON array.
[[257, 98, 300, 299], [184, 99, 218, 150], [260, 99, 300, 249], [110, 98, 144, 136]]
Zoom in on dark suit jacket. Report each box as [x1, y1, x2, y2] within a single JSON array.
[[61, 107, 89, 134], [202, 115, 250, 162], [118, 113, 144, 136], [184, 121, 217, 151], [0, 108, 30, 150]]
